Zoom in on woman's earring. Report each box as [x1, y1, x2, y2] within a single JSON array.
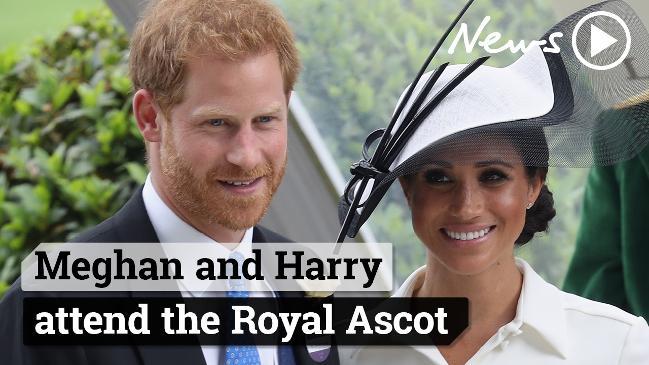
[[526, 202, 534, 210]]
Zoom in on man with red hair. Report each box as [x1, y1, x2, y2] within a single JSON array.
[[0, 1, 337, 364]]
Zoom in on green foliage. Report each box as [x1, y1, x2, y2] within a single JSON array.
[[0, 8, 144, 295], [282, 0, 554, 172], [0, 0, 103, 51], [280, 0, 587, 284]]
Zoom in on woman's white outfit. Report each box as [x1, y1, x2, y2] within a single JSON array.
[[342, 258, 649, 365]]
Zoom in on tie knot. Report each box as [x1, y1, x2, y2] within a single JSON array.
[[228, 251, 245, 267], [227, 251, 248, 296]]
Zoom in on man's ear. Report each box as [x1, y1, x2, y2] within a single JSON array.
[[133, 89, 162, 143], [398, 177, 412, 207]]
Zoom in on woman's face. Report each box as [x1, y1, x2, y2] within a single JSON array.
[[400, 141, 543, 276]]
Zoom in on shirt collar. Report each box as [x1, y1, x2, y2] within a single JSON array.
[[142, 174, 258, 295], [514, 257, 569, 359], [393, 258, 570, 359], [142, 173, 254, 248], [394, 265, 426, 297]]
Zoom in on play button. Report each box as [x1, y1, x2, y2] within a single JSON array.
[[590, 24, 618, 57], [572, 10, 631, 71]]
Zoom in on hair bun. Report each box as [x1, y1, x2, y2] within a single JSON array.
[[517, 184, 556, 245]]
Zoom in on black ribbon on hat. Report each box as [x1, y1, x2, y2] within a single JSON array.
[[336, 0, 489, 245]]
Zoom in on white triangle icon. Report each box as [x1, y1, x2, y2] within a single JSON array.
[[590, 24, 618, 57]]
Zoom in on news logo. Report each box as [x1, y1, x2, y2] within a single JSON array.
[[447, 15, 563, 55], [448, 9, 633, 72]]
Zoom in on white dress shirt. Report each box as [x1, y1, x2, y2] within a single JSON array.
[[342, 258, 649, 365], [142, 174, 277, 365]]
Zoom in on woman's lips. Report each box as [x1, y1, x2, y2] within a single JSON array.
[[440, 225, 496, 244]]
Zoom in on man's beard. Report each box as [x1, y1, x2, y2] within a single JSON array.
[[159, 137, 286, 231]]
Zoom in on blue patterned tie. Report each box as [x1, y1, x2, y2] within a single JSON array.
[[223, 252, 261, 365]]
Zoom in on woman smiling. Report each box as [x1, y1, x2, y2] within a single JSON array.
[[339, 30, 649, 362], [346, 125, 649, 365]]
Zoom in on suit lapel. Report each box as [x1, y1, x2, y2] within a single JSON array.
[[119, 194, 339, 365], [113, 188, 205, 365], [136, 345, 207, 365], [253, 228, 340, 365], [112, 186, 160, 243]]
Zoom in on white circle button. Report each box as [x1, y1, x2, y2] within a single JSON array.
[[571, 11, 631, 71]]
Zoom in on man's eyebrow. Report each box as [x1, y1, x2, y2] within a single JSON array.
[[475, 160, 515, 168], [257, 104, 284, 115], [191, 104, 284, 120], [192, 106, 233, 119]]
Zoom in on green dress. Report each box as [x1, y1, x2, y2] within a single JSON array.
[[563, 142, 649, 319]]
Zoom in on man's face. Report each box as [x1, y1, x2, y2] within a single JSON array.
[[157, 51, 288, 232]]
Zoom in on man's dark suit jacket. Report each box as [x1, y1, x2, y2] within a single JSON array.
[[0, 187, 339, 365]]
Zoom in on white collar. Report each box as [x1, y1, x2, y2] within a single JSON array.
[[142, 173, 254, 247], [394, 257, 569, 359], [142, 174, 258, 295], [513, 258, 569, 359]]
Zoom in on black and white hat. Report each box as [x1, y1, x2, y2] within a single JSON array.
[[337, 0, 649, 242]]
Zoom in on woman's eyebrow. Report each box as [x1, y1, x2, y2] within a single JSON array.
[[474, 160, 514, 168], [427, 160, 453, 168]]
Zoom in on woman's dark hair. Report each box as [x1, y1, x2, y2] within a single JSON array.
[[518, 166, 555, 245], [512, 126, 556, 245]]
